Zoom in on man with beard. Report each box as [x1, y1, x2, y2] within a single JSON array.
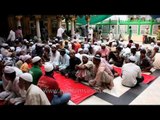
[[18, 73, 50, 105], [61, 50, 81, 80], [0, 66, 25, 105], [49, 45, 60, 70], [89, 54, 114, 91], [58, 49, 70, 72], [38, 63, 71, 105], [75, 54, 94, 82]]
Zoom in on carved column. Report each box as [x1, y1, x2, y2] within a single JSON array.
[[56, 15, 62, 28], [15, 15, 22, 27], [71, 15, 76, 39], [35, 15, 41, 41], [47, 16, 52, 38]]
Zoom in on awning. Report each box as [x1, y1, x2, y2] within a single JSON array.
[[76, 15, 112, 25]]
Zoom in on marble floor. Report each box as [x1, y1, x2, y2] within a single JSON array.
[[68, 69, 160, 105]]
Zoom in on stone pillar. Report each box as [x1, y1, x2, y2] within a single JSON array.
[[8, 16, 16, 30], [71, 15, 76, 39], [56, 15, 62, 28], [16, 15, 22, 27], [47, 16, 52, 38], [24, 16, 30, 37], [35, 15, 41, 41], [85, 15, 90, 41]]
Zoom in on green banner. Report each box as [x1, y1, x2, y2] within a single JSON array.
[[76, 15, 112, 25]]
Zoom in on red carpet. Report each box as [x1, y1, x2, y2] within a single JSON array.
[[53, 72, 97, 104], [113, 66, 156, 84], [113, 66, 122, 76], [141, 74, 157, 84]]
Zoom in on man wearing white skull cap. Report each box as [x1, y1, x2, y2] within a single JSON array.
[[75, 54, 94, 82], [20, 54, 32, 73], [0, 66, 24, 105], [50, 45, 61, 70], [89, 54, 114, 91], [100, 43, 110, 58], [19, 73, 50, 105], [121, 55, 144, 87], [75, 48, 83, 62], [32, 56, 41, 63], [29, 56, 42, 85], [38, 63, 71, 105], [58, 49, 70, 71]]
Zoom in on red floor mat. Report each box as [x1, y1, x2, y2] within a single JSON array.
[[141, 74, 157, 84], [113, 66, 122, 76], [113, 66, 156, 84], [53, 72, 97, 104]]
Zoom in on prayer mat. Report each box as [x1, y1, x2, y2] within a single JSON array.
[[113, 66, 156, 84], [141, 73, 157, 84], [53, 72, 97, 104]]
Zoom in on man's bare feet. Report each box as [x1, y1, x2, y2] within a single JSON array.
[[94, 87, 103, 93], [107, 81, 114, 90]]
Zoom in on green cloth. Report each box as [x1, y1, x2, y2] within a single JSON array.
[[29, 65, 42, 85], [76, 15, 112, 25]]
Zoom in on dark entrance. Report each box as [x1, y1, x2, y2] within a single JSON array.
[[0, 15, 9, 38]]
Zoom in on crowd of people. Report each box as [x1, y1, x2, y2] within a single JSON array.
[[0, 24, 160, 105]]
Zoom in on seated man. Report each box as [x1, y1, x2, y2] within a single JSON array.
[[95, 51, 119, 77], [20, 54, 32, 73], [137, 49, 152, 72], [99, 43, 110, 58], [29, 56, 43, 85], [18, 73, 50, 105], [61, 50, 81, 80], [58, 49, 70, 72], [75, 54, 94, 82], [50, 44, 60, 70], [89, 54, 114, 91], [0, 66, 25, 105], [38, 63, 71, 105], [121, 56, 144, 88], [152, 52, 160, 70], [108, 46, 124, 67]]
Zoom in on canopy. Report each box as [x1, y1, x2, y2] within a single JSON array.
[[76, 15, 112, 25], [76, 15, 160, 25]]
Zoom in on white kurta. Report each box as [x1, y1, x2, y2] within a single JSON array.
[[0, 77, 20, 100], [7, 30, 15, 41], [25, 84, 51, 105], [57, 27, 64, 37], [59, 54, 70, 71], [122, 63, 141, 87], [153, 53, 160, 69], [0, 48, 11, 57], [50, 50, 61, 68], [75, 53, 82, 62], [92, 45, 101, 55]]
